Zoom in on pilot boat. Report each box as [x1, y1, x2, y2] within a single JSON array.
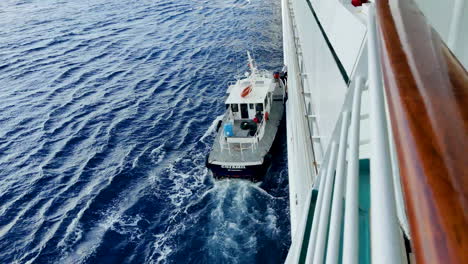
[[206, 52, 286, 182]]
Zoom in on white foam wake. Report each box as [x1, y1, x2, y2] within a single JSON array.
[[199, 114, 223, 143]]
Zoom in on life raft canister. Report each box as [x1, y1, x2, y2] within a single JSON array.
[[241, 85, 252, 98]]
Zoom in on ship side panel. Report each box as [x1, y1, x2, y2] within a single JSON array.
[[282, 0, 316, 239]]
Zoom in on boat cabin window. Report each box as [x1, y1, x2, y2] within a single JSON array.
[[249, 103, 254, 109], [256, 103, 263, 112], [231, 104, 238, 112], [240, 104, 249, 118]]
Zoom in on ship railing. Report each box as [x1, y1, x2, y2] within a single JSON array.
[[375, 0, 468, 263], [285, 0, 467, 263], [254, 119, 266, 140], [254, 69, 270, 79], [227, 80, 237, 89], [286, 48, 406, 264], [365, 7, 405, 263], [285, 73, 369, 264], [278, 78, 287, 103]]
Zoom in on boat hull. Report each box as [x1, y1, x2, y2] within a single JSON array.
[[206, 154, 272, 182]]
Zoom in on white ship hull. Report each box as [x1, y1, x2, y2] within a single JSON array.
[[282, 0, 467, 263]]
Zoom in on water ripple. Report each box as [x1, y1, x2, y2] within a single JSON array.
[[0, 0, 287, 263]]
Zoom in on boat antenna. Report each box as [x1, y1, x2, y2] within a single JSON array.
[[235, 52, 241, 81], [247, 51, 257, 75]]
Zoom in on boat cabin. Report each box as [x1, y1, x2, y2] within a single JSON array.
[[223, 75, 275, 138]]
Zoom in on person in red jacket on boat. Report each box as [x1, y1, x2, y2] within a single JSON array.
[[253, 111, 263, 123]]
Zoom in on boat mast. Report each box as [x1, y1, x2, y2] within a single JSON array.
[[247, 51, 257, 76]]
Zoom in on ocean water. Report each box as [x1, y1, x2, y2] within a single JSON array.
[[0, 0, 289, 263]]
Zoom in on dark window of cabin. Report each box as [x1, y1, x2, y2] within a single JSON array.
[[231, 104, 239, 112], [240, 104, 249, 119], [256, 103, 263, 112], [249, 103, 254, 109]]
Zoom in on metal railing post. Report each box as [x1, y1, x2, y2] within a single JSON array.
[[368, 7, 405, 264], [325, 111, 350, 264], [304, 163, 329, 263], [342, 77, 363, 264], [308, 142, 338, 264]]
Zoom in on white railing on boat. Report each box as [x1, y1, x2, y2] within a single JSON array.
[[284, 1, 409, 264], [218, 118, 266, 160]]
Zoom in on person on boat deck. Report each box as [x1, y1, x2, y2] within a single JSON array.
[[253, 111, 263, 123]]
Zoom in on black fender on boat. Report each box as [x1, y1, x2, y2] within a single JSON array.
[[205, 154, 210, 167], [215, 120, 222, 132]]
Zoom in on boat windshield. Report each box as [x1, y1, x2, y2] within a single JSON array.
[[256, 103, 263, 111]]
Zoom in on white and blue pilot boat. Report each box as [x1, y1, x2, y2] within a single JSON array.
[[206, 52, 286, 182], [281, 0, 467, 263]]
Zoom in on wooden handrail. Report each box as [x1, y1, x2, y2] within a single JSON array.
[[376, 0, 468, 263]]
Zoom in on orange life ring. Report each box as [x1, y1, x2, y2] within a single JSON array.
[[241, 85, 252, 98]]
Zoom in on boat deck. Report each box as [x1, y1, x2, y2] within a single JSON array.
[[208, 99, 284, 165], [231, 120, 255, 138]]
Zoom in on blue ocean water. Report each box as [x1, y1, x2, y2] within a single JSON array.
[[0, 0, 289, 263]]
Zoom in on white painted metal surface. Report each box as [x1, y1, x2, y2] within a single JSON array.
[[448, 0, 465, 50], [387, 117, 411, 238], [225, 76, 274, 104], [282, 0, 317, 241], [309, 142, 338, 264], [308, 0, 367, 73], [294, 73, 368, 264], [289, 0, 352, 153], [342, 77, 363, 264], [325, 111, 350, 264], [367, 7, 405, 264], [414, 0, 468, 67], [286, 180, 319, 264]]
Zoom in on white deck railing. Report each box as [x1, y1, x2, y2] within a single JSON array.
[[299, 77, 366, 264], [218, 118, 266, 160], [367, 8, 405, 264], [285, 2, 408, 264], [342, 77, 362, 264]]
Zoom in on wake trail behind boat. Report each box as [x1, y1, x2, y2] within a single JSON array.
[[0, 0, 287, 263]]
